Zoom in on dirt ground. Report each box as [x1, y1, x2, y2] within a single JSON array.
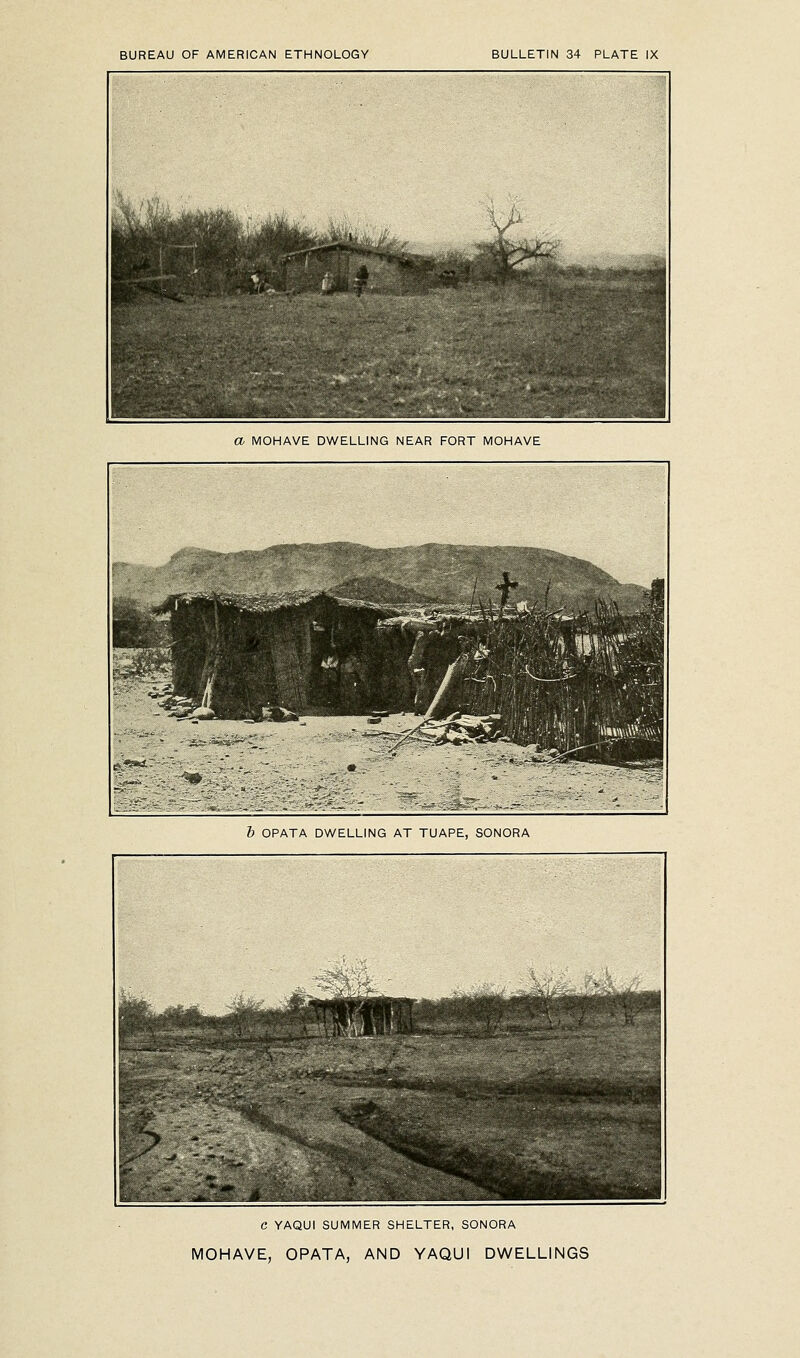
[[118, 1024, 661, 1203], [112, 666, 664, 815]]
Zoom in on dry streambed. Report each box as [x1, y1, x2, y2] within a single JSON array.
[[118, 1042, 661, 1203]]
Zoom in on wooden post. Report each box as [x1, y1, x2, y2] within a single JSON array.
[[158, 243, 164, 296]]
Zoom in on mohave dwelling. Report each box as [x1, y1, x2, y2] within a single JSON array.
[[280, 239, 435, 294], [155, 586, 664, 760]]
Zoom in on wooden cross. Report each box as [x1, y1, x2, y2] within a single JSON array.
[[495, 570, 519, 619]]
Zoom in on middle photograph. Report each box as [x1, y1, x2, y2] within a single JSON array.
[[110, 459, 667, 816]]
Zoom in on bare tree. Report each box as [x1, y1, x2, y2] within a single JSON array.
[[314, 957, 375, 998], [479, 195, 560, 285], [226, 991, 266, 1038], [313, 958, 376, 1037], [590, 968, 646, 1026], [325, 213, 408, 253], [521, 966, 571, 1028], [572, 972, 598, 1027]]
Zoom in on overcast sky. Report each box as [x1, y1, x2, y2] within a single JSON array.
[[115, 855, 663, 1011], [110, 72, 667, 256], [111, 462, 666, 587]]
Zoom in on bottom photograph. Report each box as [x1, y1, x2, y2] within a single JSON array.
[[114, 853, 665, 1205]]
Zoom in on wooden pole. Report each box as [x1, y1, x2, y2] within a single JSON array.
[[386, 653, 468, 755]]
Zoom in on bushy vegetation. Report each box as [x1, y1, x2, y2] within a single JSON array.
[[111, 195, 410, 295], [112, 596, 168, 648], [118, 970, 660, 1048]]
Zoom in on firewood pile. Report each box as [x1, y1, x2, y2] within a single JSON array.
[[365, 710, 505, 751], [425, 711, 503, 745]]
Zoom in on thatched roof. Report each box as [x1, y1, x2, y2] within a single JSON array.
[[154, 588, 397, 618], [280, 238, 432, 266], [377, 610, 488, 632]]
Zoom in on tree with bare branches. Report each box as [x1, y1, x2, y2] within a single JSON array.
[[313, 957, 376, 1037], [521, 966, 571, 1028], [572, 972, 598, 1027], [478, 195, 560, 285], [590, 968, 646, 1026], [314, 957, 375, 998], [325, 214, 408, 254]]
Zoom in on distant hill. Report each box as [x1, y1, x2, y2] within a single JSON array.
[[113, 542, 650, 616], [332, 575, 441, 608]]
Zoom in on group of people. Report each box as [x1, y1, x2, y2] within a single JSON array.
[[321, 263, 369, 296]]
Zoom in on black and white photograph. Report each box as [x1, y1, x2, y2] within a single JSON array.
[[109, 71, 668, 421], [110, 460, 667, 815], [115, 853, 665, 1205]]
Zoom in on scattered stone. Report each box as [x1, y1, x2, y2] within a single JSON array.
[[183, 769, 202, 784], [123, 757, 146, 767], [191, 706, 216, 720], [367, 716, 382, 725], [347, 763, 357, 772]]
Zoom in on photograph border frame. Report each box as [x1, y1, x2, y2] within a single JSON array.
[[105, 67, 671, 425], [112, 849, 667, 1208], [107, 457, 670, 819]]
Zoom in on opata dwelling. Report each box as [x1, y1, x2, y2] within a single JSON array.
[[155, 589, 403, 719], [280, 239, 435, 294]]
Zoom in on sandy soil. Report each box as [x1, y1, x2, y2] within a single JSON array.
[[118, 1029, 661, 1203], [113, 669, 664, 814]]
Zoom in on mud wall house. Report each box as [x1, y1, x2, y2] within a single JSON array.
[[310, 996, 415, 1038], [155, 590, 399, 719], [280, 239, 434, 294]]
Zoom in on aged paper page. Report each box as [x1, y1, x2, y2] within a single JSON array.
[[2, 0, 796, 1353]]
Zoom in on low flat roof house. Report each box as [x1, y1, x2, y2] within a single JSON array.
[[280, 239, 434, 294]]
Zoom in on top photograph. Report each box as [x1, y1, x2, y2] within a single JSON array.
[[107, 70, 669, 422]]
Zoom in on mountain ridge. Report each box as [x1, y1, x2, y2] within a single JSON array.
[[113, 542, 651, 615]]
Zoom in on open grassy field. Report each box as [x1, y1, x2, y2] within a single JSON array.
[[109, 278, 666, 420], [118, 1015, 662, 1203]]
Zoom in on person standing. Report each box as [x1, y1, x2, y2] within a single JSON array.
[[353, 263, 369, 296]]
